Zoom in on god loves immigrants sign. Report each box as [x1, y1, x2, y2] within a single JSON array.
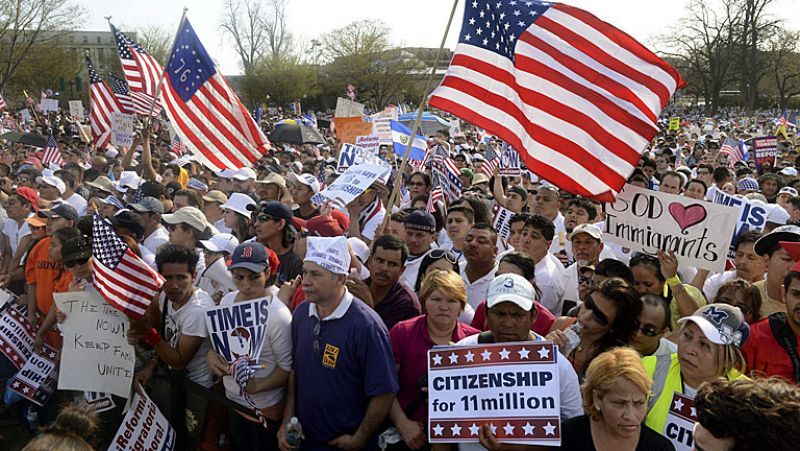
[[603, 184, 739, 272]]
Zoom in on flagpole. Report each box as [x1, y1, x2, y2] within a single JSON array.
[[383, 0, 459, 219], [139, 7, 188, 130]]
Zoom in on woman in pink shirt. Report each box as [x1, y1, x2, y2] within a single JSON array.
[[388, 270, 480, 449]]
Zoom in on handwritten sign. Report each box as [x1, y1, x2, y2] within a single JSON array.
[[315, 163, 389, 209], [669, 117, 680, 131], [370, 107, 397, 144], [69, 100, 84, 119], [492, 204, 513, 240], [41, 99, 59, 113], [205, 298, 270, 363], [8, 343, 59, 406], [111, 112, 134, 147], [55, 291, 135, 398], [0, 305, 36, 369], [753, 136, 778, 174], [335, 97, 365, 118], [499, 143, 521, 176], [602, 184, 739, 272], [712, 189, 768, 257], [428, 342, 561, 446], [19, 109, 31, 122], [355, 134, 380, 155], [663, 391, 697, 451], [334, 117, 373, 145], [110, 389, 176, 451]]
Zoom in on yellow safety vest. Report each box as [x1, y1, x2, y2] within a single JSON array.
[[642, 353, 747, 433]]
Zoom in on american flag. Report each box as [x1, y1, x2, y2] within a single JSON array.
[[719, 136, 746, 165], [779, 114, 789, 129], [91, 214, 165, 319], [171, 133, 186, 155], [41, 135, 64, 167], [109, 23, 163, 116], [429, 0, 684, 202], [161, 18, 269, 171], [86, 55, 124, 150], [0, 94, 5, 110], [426, 187, 445, 213], [108, 73, 135, 115], [432, 155, 463, 202], [479, 156, 500, 175], [411, 148, 431, 170]]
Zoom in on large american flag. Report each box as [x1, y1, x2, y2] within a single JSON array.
[[41, 135, 64, 167], [109, 23, 163, 117], [161, 18, 269, 171], [86, 56, 124, 150], [0, 94, 6, 110], [108, 73, 135, 115], [92, 214, 164, 319], [429, 0, 685, 202]]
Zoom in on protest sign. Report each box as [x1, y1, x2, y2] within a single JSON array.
[[492, 204, 513, 240], [315, 163, 389, 209], [355, 135, 380, 155], [111, 389, 175, 451], [19, 109, 30, 122], [0, 288, 17, 312], [111, 112, 134, 147], [663, 392, 698, 451], [337, 143, 364, 173], [428, 342, 561, 446], [335, 97, 365, 118], [753, 136, 778, 173], [55, 291, 135, 398], [711, 188, 768, 257], [0, 305, 36, 369], [602, 184, 739, 272], [669, 117, 680, 131], [499, 144, 521, 176], [370, 107, 397, 144], [205, 298, 271, 363], [41, 99, 59, 113], [8, 343, 59, 406], [69, 100, 84, 119], [334, 117, 373, 144], [83, 391, 117, 413], [449, 119, 463, 137]]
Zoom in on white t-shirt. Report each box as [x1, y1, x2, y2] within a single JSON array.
[[459, 260, 497, 310], [159, 289, 215, 388], [219, 291, 293, 409], [143, 225, 169, 256], [2, 216, 31, 255], [197, 257, 237, 300], [535, 253, 566, 316], [455, 332, 583, 451], [214, 217, 232, 234], [64, 192, 87, 216]]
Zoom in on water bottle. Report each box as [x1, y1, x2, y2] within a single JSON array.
[[560, 322, 583, 356], [286, 416, 303, 450], [217, 432, 227, 448], [26, 406, 39, 433]]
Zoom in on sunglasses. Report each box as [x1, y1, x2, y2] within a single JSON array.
[[313, 320, 322, 356], [583, 294, 610, 326], [256, 213, 276, 223], [429, 248, 458, 265], [65, 257, 89, 268], [639, 325, 663, 337], [578, 275, 595, 286]]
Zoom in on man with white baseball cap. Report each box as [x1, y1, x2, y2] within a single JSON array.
[[454, 274, 582, 450], [231, 167, 258, 200], [162, 206, 209, 279], [560, 223, 605, 311], [201, 190, 230, 234], [777, 186, 798, 211], [287, 172, 321, 220], [197, 233, 239, 303], [213, 168, 235, 194], [278, 236, 399, 451], [36, 171, 66, 202]]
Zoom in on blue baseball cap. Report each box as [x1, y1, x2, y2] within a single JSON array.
[[228, 242, 269, 273]]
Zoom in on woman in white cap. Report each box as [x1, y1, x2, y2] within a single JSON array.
[[642, 304, 750, 450], [221, 193, 256, 244], [205, 242, 293, 451], [197, 233, 239, 304]]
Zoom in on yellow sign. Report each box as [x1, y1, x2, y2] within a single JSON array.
[[668, 117, 680, 131], [322, 343, 340, 369]]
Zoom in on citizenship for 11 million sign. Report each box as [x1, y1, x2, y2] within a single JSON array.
[[428, 342, 561, 446]]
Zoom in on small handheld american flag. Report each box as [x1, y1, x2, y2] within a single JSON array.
[[41, 135, 64, 168], [92, 214, 164, 319]]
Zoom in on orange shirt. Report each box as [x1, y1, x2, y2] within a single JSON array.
[[25, 237, 72, 346]]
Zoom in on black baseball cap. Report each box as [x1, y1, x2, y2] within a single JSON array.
[[38, 203, 79, 222], [229, 242, 269, 273]]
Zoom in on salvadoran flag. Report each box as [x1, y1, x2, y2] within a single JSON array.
[[390, 120, 427, 161]]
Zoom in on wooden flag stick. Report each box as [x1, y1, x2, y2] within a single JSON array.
[[382, 0, 460, 226]]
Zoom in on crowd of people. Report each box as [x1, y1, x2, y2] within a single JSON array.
[[1, 105, 800, 450]]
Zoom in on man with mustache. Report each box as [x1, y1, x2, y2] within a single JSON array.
[[346, 235, 421, 330]]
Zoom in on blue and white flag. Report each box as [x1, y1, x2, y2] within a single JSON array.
[[301, 113, 317, 129], [390, 120, 427, 161]]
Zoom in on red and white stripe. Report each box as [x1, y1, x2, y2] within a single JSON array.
[[90, 83, 122, 150], [429, 3, 684, 202], [161, 72, 269, 171], [0, 94, 6, 110], [426, 187, 445, 213], [42, 135, 64, 167], [93, 249, 163, 318], [479, 156, 500, 175]]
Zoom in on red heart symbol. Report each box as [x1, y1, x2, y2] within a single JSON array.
[[668, 203, 707, 231]]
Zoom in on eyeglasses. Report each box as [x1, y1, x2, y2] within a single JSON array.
[[256, 213, 276, 223], [65, 257, 89, 268], [639, 325, 663, 337], [313, 319, 322, 356], [429, 248, 458, 265], [583, 295, 610, 326]]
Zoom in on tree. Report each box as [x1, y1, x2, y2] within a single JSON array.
[[764, 27, 800, 110], [136, 24, 174, 64], [733, 0, 780, 111], [243, 54, 318, 108], [220, 0, 293, 74], [0, 0, 83, 93], [317, 20, 424, 110]]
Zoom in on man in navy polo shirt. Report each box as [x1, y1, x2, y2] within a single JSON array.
[[279, 236, 399, 450]]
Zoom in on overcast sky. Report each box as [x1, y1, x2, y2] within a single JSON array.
[[78, 0, 800, 75]]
